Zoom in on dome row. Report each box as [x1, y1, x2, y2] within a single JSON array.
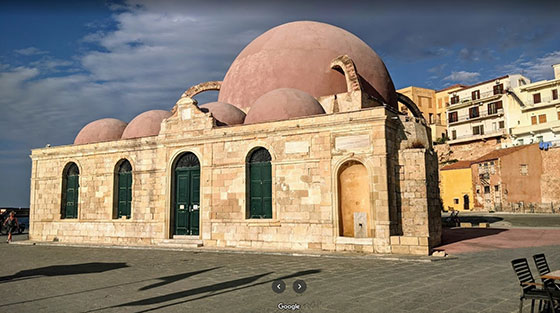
[[75, 87, 325, 145], [74, 110, 172, 145]]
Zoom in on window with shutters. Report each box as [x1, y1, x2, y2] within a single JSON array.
[[531, 116, 537, 125], [247, 147, 272, 219], [450, 95, 459, 105], [539, 114, 547, 124], [488, 101, 502, 115], [533, 93, 541, 104], [499, 121, 505, 129], [473, 125, 484, 135], [520, 164, 528, 176], [469, 106, 480, 118], [448, 111, 458, 123], [114, 159, 133, 219], [493, 84, 504, 95], [61, 162, 79, 219], [472, 90, 480, 100]]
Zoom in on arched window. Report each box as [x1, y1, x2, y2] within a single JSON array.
[[61, 162, 79, 219], [114, 159, 132, 219], [247, 147, 272, 219]]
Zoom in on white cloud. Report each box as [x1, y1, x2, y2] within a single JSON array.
[[498, 51, 560, 81], [14, 47, 48, 56], [443, 71, 481, 83], [520, 51, 560, 80], [0, 1, 263, 151]]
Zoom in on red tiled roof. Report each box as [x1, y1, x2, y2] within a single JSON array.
[[436, 84, 468, 93], [441, 160, 473, 170], [471, 144, 535, 163], [453, 75, 510, 93]]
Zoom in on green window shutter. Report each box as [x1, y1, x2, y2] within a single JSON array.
[[190, 171, 200, 235], [126, 173, 132, 218], [250, 163, 262, 218], [175, 170, 189, 235], [262, 162, 272, 218], [117, 172, 132, 218], [66, 174, 79, 219]]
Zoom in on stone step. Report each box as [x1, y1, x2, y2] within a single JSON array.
[[158, 241, 203, 248], [159, 236, 203, 248]]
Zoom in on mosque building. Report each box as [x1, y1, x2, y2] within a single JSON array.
[[29, 21, 441, 255]]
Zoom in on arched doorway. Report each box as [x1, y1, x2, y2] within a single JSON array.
[[172, 152, 200, 236], [338, 160, 371, 238]]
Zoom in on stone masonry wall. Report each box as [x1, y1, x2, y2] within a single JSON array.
[[541, 147, 560, 206], [390, 149, 441, 255], [30, 103, 440, 255], [434, 139, 501, 164]]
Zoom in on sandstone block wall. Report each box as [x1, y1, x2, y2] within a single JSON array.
[[30, 104, 442, 255]]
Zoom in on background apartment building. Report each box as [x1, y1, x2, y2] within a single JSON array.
[[397, 86, 445, 142], [509, 64, 560, 146], [470, 144, 560, 212], [446, 74, 530, 146]]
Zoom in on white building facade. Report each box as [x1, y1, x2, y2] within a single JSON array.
[[446, 74, 530, 146], [509, 64, 560, 146]]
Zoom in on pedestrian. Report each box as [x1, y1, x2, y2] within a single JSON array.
[[3, 211, 18, 243]]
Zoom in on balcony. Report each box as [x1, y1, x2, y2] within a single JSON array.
[[522, 96, 560, 111], [511, 119, 560, 136], [448, 108, 504, 125], [447, 128, 507, 145], [448, 90, 504, 109]]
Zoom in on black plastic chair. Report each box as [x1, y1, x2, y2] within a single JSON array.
[[511, 258, 557, 313], [533, 254, 560, 291]]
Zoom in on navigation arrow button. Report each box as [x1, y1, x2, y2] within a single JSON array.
[[272, 280, 286, 294]]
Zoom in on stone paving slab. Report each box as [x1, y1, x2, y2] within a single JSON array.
[[2, 239, 560, 312], [437, 227, 560, 254]]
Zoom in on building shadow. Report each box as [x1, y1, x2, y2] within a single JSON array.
[[139, 267, 220, 291], [438, 227, 508, 246], [0, 262, 128, 283], [442, 215, 504, 227], [1, 267, 220, 307], [91, 269, 322, 312]]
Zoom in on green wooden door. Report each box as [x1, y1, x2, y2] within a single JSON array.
[[117, 172, 132, 218], [175, 167, 200, 235], [189, 172, 200, 235], [249, 162, 272, 218], [65, 174, 79, 219]]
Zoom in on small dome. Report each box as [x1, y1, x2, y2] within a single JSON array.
[[244, 88, 325, 124], [74, 118, 127, 145], [121, 110, 172, 139], [199, 101, 246, 126], [219, 21, 397, 111]]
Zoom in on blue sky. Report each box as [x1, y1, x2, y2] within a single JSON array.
[[1, 0, 559, 206]]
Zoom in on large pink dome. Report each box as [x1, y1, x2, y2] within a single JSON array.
[[121, 110, 172, 139], [244, 88, 325, 124], [218, 21, 397, 111], [74, 118, 127, 145], [199, 101, 246, 126]]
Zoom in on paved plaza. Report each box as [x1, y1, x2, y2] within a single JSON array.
[[1, 231, 560, 313]]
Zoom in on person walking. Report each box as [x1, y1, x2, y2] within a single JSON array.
[[3, 211, 18, 243]]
